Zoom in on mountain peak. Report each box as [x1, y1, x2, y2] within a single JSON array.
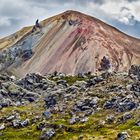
[[61, 10, 96, 21]]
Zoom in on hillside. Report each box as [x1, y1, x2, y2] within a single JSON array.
[[0, 10, 140, 77]]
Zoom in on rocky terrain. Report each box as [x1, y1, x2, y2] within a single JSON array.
[[0, 11, 140, 77], [0, 65, 140, 140]]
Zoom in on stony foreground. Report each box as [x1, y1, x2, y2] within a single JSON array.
[[0, 66, 140, 140]]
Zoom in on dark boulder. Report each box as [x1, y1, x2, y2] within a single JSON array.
[[43, 110, 51, 119], [44, 96, 57, 108], [40, 128, 55, 140]]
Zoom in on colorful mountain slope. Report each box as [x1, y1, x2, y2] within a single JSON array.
[[0, 10, 140, 77]]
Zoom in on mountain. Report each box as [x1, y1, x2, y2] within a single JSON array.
[[0, 10, 140, 77]]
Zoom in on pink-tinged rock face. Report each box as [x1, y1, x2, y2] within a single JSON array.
[[1, 11, 140, 77]]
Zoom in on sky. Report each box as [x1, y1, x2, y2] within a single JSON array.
[[0, 0, 140, 39]]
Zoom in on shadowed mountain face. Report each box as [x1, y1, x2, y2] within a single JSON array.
[[0, 10, 140, 77]]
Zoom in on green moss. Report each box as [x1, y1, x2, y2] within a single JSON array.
[[49, 75, 90, 85], [0, 124, 40, 140], [64, 76, 86, 85], [117, 119, 140, 133], [1, 109, 140, 140], [0, 102, 44, 140]]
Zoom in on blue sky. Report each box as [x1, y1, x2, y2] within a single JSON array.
[[0, 0, 140, 39]]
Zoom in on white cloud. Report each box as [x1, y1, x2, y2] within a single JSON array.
[[0, 17, 11, 26], [97, 0, 140, 25]]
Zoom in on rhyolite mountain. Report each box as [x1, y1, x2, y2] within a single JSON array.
[[0, 10, 140, 77]]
